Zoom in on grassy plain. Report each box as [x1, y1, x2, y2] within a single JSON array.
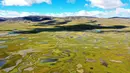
[[0, 18, 130, 73]]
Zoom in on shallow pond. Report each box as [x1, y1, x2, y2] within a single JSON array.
[[19, 37, 28, 40], [0, 40, 6, 44], [0, 59, 6, 67], [0, 45, 8, 49], [40, 58, 58, 63]]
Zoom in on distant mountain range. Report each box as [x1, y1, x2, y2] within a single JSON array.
[[0, 17, 6, 22], [0, 16, 130, 22], [0, 16, 97, 22], [0, 16, 52, 22], [109, 17, 130, 19]]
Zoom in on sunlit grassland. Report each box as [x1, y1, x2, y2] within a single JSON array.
[[0, 18, 130, 73]]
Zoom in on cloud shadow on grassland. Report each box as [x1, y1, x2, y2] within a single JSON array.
[[13, 24, 129, 34]]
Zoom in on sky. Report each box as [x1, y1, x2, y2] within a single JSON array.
[[0, 0, 130, 18]]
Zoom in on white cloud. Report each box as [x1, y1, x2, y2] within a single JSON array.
[[45, 10, 104, 17], [87, 0, 124, 9], [45, 8, 130, 18], [84, 4, 88, 7], [1, 0, 52, 6], [0, 8, 130, 18], [0, 10, 39, 17], [67, 0, 76, 4], [115, 8, 130, 17]]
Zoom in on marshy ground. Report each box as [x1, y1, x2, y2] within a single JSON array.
[[0, 17, 130, 73]]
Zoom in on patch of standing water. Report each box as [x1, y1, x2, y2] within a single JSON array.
[[93, 29, 102, 33], [7, 31, 20, 36], [0, 45, 8, 49], [19, 37, 28, 40], [0, 40, 6, 44], [40, 58, 58, 63], [0, 59, 6, 67]]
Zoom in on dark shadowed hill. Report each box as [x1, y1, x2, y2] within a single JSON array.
[[1, 16, 130, 22], [23, 16, 52, 21], [109, 17, 130, 19], [0, 16, 97, 22], [0, 16, 52, 22], [0, 17, 6, 22]]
